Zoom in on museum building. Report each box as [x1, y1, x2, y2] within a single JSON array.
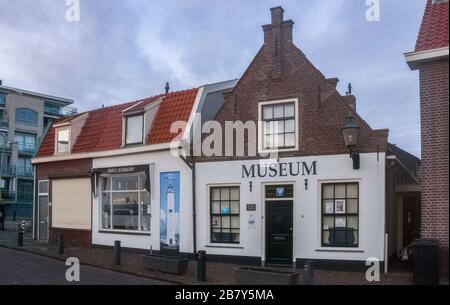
[[32, 7, 421, 271]]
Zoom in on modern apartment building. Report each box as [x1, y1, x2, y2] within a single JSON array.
[[0, 79, 76, 219]]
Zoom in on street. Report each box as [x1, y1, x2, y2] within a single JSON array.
[[0, 247, 169, 285]]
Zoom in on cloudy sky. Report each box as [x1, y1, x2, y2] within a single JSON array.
[[0, 0, 426, 156]]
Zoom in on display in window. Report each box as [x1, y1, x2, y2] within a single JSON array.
[[334, 200, 346, 214]]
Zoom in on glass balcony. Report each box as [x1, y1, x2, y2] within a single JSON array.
[[1, 165, 16, 177], [0, 118, 8, 129], [17, 192, 33, 203], [0, 190, 15, 201], [17, 167, 34, 178], [17, 142, 36, 154], [44, 103, 77, 117]]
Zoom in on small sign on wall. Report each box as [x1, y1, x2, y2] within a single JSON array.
[[246, 204, 256, 211]]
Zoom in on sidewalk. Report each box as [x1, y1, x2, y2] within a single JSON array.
[[0, 222, 413, 285]]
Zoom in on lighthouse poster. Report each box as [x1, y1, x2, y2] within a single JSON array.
[[160, 172, 180, 252]]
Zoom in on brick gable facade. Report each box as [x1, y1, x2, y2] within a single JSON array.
[[195, 7, 387, 162]]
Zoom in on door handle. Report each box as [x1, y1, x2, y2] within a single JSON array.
[[289, 227, 293, 232]]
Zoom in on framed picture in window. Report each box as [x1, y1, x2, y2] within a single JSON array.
[[335, 200, 346, 214], [325, 200, 334, 214], [335, 217, 346, 228]]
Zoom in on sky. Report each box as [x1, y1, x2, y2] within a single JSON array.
[[0, 0, 426, 157]]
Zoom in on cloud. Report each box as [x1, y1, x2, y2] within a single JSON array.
[[0, 0, 426, 156]]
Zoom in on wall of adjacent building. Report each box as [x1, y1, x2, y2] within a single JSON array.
[[419, 58, 449, 278]]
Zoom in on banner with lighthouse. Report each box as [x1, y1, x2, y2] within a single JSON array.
[[160, 172, 180, 252]]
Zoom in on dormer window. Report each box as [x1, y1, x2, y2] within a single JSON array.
[[125, 115, 144, 145], [56, 128, 70, 153]]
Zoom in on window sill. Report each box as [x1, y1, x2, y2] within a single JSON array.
[[98, 230, 151, 236], [315, 248, 364, 253], [205, 244, 244, 249]]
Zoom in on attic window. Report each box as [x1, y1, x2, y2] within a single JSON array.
[[56, 128, 70, 153], [125, 115, 144, 145]]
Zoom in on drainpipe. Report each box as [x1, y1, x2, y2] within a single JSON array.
[[179, 154, 197, 259]]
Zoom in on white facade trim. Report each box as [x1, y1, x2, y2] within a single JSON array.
[[405, 46, 449, 70], [32, 142, 174, 164]]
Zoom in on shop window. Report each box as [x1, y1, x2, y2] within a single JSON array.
[[15, 108, 38, 127], [125, 115, 144, 145], [321, 182, 359, 248], [260, 100, 297, 150], [210, 186, 240, 244], [56, 128, 70, 153], [101, 173, 150, 232]]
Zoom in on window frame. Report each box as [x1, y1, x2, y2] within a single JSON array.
[[15, 108, 38, 127], [100, 173, 151, 234], [258, 99, 299, 153], [55, 127, 71, 154], [320, 182, 360, 248], [125, 114, 144, 146], [208, 185, 241, 245], [14, 132, 37, 153], [0, 92, 6, 105]]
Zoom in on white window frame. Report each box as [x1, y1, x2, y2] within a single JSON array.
[[258, 98, 299, 154], [54, 127, 71, 155], [206, 183, 243, 248], [125, 114, 144, 146], [316, 179, 363, 252], [100, 173, 151, 234]]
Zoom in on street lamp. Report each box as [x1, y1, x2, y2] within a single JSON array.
[[342, 113, 360, 170]]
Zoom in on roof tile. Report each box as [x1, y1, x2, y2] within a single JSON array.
[[36, 88, 199, 158], [415, 0, 449, 52]]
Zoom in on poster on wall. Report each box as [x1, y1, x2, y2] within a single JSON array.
[[160, 172, 180, 252]]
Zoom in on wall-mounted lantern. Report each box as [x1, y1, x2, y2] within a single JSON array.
[[342, 113, 360, 170]]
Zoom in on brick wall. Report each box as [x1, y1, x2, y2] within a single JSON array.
[[50, 227, 92, 248], [419, 58, 449, 279], [36, 158, 93, 180], [36, 158, 93, 248], [194, 8, 388, 162]]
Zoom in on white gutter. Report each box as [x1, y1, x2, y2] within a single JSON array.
[[32, 142, 175, 164], [405, 46, 449, 70]]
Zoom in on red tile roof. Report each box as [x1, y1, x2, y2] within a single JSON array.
[[36, 88, 199, 158], [415, 0, 449, 52]]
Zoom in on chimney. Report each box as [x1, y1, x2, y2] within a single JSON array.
[[263, 7, 294, 45], [344, 95, 356, 111], [262, 7, 295, 80], [165, 82, 170, 94], [326, 78, 339, 88]]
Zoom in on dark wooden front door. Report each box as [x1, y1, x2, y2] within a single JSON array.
[[403, 196, 421, 246], [266, 201, 293, 265]]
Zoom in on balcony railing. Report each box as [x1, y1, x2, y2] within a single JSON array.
[[17, 142, 36, 154], [44, 104, 78, 117], [17, 192, 33, 203], [0, 118, 8, 129], [1, 165, 16, 177], [0, 190, 16, 201], [17, 167, 34, 178]]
